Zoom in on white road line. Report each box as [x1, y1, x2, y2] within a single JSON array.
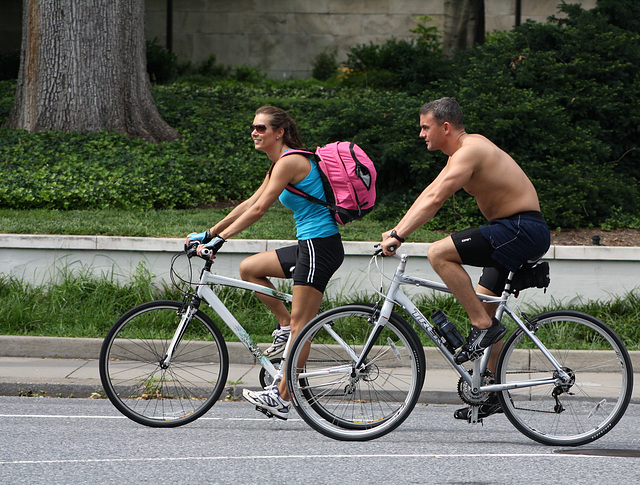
[[0, 414, 125, 419], [0, 453, 610, 466], [0, 413, 299, 421]]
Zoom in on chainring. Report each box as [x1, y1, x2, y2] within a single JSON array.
[[457, 371, 495, 405]]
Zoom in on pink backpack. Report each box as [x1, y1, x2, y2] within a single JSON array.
[[281, 141, 377, 225]]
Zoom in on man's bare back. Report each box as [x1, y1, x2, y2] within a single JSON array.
[[452, 133, 540, 221]]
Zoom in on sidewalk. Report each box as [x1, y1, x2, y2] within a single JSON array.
[[0, 336, 637, 404], [0, 336, 463, 403]]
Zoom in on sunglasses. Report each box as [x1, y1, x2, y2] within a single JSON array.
[[250, 124, 269, 134]]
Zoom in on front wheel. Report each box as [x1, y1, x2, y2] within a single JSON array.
[[286, 303, 426, 441], [496, 310, 633, 446], [99, 300, 229, 427]]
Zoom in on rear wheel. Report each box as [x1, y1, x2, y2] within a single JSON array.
[[99, 300, 229, 427], [496, 310, 633, 446], [286, 303, 426, 441]]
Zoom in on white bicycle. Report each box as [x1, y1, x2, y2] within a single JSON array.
[[99, 242, 291, 427]]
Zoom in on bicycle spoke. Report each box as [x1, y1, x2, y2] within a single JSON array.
[[99, 301, 228, 427], [287, 304, 425, 440], [497, 310, 632, 446]]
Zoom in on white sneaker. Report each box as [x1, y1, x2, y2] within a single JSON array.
[[264, 327, 290, 356], [243, 387, 290, 420]]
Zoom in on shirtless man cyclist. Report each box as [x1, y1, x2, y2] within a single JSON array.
[[381, 97, 550, 419]]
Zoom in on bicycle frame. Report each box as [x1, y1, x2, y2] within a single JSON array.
[[358, 253, 571, 405], [163, 260, 293, 382]]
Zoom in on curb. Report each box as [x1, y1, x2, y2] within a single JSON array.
[[0, 382, 102, 399], [0, 336, 260, 364], [0, 335, 460, 368]]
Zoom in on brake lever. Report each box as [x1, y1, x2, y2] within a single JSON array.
[[184, 241, 199, 258], [373, 243, 396, 256]]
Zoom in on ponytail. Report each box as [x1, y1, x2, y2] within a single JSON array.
[[255, 106, 305, 149]]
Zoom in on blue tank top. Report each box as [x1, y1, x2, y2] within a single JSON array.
[[278, 157, 339, 240]]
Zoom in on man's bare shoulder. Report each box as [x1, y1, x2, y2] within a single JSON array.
[[460, 133, 496, 148], [450, 134, 496, 163]]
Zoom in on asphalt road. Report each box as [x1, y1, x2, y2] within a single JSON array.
[[1, 397, 639, 484]]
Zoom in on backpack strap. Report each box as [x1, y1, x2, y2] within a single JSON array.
[[279, 149, 315, 158], [279, 149, 332, 208], [285, 184, 331, 207]]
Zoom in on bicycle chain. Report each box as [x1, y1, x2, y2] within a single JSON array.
[[488, 370, 570, 415]]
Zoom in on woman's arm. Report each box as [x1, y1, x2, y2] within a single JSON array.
[[216, 154, 309, 240], [209, 176, 270, 235]]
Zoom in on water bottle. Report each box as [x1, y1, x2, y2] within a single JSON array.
[[431, 310, 464, 354]]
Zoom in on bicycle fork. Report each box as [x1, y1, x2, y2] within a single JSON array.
[[161, 296, 200, 368]]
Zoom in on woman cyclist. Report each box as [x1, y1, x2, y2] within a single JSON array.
[[186, 105, 344, 420]]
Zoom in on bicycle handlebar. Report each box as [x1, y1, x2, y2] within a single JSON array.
[[184, 240, 217, 261], [201, 247, 214, 259], [184, 237, 225, 261], [373, 243, 399, 256]]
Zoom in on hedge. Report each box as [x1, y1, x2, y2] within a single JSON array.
[[0, 0, 638, 229]]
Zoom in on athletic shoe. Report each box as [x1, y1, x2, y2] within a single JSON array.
[[454, 394, 503, 420], [264, 326, 290, 356], [242, 387, 290, 420], [454, 318, 507, 364]]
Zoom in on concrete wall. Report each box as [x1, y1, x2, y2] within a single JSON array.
[[0, 1, 598, 78], [144, 0, 597, 79], [2, 234, 638, 308]]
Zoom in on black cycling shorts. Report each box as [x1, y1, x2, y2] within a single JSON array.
[[451, 211, 550, 295], [275, 233, 344, 293]]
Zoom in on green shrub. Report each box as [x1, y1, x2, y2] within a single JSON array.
[[0, 2, 638, 229], [233, 64, 267, 83], [195, 54, 230, 78], [433, 1, 640, 227], [146, 38, 180, 84], [505, 3, 640, 178], [312, 48, 338, 81], [340, 16, 449, 94], [0, 76, 636, 228]]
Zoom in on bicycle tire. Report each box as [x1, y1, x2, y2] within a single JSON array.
[[99, 300, 229, 427], [286, 303, 426, 441], [496, 310, 633, 446]]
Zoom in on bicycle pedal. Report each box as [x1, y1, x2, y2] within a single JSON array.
[[255, 406, 274, 418], [468, 350, 484, 361], [467, 413, 484, 426]]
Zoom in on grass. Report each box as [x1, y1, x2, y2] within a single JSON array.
[[0, 206, 446, 344], [1, 207, 638, 351], [0, 206, 448, 242], [1, 264, 638, 351]]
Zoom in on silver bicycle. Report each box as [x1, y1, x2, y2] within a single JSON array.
[[285, 249, 633, 445], [99, 242, 290, 427]]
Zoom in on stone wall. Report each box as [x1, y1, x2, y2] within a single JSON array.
[[145, 0, 597, 78], [0, 0, 598, 78]]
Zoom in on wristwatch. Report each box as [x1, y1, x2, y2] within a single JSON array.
[[390, 230, 405, 243]]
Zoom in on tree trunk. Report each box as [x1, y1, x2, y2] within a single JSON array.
[[4, 0, 179, 143], [443, 0, 486, 57]]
